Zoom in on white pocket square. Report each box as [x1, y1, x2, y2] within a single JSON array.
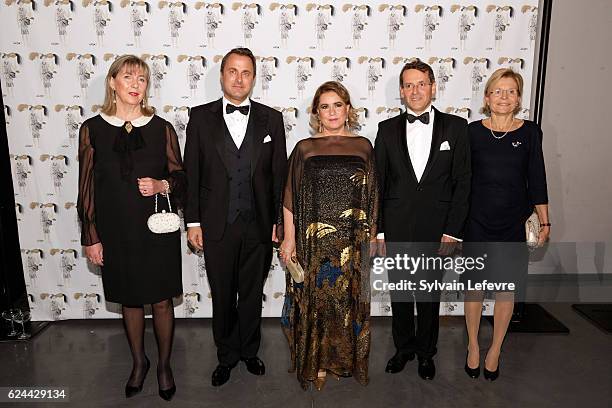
[[440, 141, 450, 151], [263, 135, 272, 143]]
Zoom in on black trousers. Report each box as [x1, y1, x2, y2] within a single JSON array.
[[204, 217, 272, 366]]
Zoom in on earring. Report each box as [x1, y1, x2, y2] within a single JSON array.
[[112, 90, 116, 104], [345, 118, 349, 128], [318, 121, 323, 133]]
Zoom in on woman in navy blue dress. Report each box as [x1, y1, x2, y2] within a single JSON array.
[[462, 69, 550, 381]]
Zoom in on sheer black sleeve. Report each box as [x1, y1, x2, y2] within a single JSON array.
[[366, 144, 379, 239], [164, 122, 187, 210], [77, 123, 100, 246], [277, 141, 304, 241]]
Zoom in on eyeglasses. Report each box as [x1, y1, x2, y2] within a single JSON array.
[[402, 82, 432, 91], [489, 88, 518, 97]]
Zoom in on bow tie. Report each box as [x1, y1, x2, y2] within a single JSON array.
[[226, 104, 250, 115], [406, 112, 430, 125]]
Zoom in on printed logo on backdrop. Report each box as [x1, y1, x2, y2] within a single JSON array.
[[353, 107, 368, 131], [82, 0, 113, 46], [342, 4, 370, 49], [322, 56, 350, 82], [63, 202, 80, 233], [183, 292, 201, 317], [29, 53, 59, 96], [51, 248, 77, 286], [158, 1, 186, 47], [269, 3, 297, 48], [5, 0, 37, 44], [10, 155, 33, 194], [232, 2, 261, 47], [286, 56, 313, 99], [142, 54, 169, 98], [17, 104, 48, 145], [29, 202, 57, 241], [427, 57, 456, 100], [74, 293, 101, 318], [194, 2, 224, 48], [162, 105, 189, 140], [65, 53, 96, 97], [4, 105, 12, 125], [463, 57, 490, 96], [15, 203, 25, 222], [306, 3, 335, 49], [521, 5, 538, 48], [445, 106, 472, 120], [43, 0, 74, 44], [497, 57, 524, 71], [358, 56, 385, 99], [40, 154, 69, 194], [414, 4, 443, 50], [486, 5, 513, 51], [55, 104, 83, 147], [451, 4, 478, 51], [273, 106, 298, 136], [376, 106, 402, 119], [120, 0, 151, 47], [1, 52, 22, 97], [22, 249, 44, 288], [177, 55, 206, 97], [257, 56, 278, 99], [40, 293, 67, 320], [378, 4, 406, 49]]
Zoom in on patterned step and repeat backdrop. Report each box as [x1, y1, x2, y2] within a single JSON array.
[[1, 0, 539, 320]]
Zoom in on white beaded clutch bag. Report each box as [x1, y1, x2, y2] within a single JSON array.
[[147, 192, 180, 234]]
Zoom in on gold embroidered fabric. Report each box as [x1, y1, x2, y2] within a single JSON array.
[[279, 136, 378, 389]]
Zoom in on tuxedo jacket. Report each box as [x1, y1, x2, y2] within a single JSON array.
[[374, 107, 471, 242], [183, 98, 287, 241]]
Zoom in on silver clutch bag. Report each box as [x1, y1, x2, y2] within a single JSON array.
[[525, 211, 540, 248], [147, 193, 180, 234], [286, 255, 304, 284]]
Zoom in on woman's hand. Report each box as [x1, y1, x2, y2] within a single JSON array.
[[537, 225, 550, 247], [279, 238, 296, 265], [137, 177, 165, 196], [85, 243, 104, 266]]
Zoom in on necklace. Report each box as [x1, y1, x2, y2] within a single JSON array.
[[488, 116, 513, 139]]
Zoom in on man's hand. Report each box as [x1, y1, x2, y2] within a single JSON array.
[[375, 238, 386, 257], [438, 235, 459, 256], [85, 243, 104, 266], [272, 224, 279, 243], [187, 226, 204, 251]]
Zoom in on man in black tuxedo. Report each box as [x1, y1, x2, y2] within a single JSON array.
[[375, 59, 470, 380], [183, 48, 287, 387]]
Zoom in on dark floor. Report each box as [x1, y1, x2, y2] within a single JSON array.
[[1, 303, 611, 408]]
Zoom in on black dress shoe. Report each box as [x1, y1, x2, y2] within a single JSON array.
[[211, 363, 235, 387], [385, 352, 415, 373], [158, 384, 176, 401], [125, 356, 150, 398], [464, 351, 480, 379], [483, 365, 499, 381], [417, 358, 436, 380], [242, 356, 265, 375]]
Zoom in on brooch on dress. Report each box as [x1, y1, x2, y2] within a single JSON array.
[[512, 141, 522, 147]]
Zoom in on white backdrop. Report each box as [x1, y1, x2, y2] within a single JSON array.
[[1, 0, 538, 320]]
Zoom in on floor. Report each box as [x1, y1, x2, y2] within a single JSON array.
[[1, 303, 610, 408]]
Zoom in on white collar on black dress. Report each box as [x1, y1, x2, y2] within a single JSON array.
[[100, 112, 154, 127]]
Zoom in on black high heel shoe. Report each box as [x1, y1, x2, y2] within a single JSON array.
[[464, 351, 480, 379], [158, 383, 176, 401], [125, 356, 150, 398], [483, 356, 500, 381]]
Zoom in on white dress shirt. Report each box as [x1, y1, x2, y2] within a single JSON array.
[[377, 105, 461, 242], [186, 97, 251, 229]]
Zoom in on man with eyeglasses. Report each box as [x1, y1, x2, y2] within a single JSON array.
[[374, 59, 471, 380]]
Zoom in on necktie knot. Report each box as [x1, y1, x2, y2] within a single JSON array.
[[226, 104, 250, 115], [406, 112, 430, 125]]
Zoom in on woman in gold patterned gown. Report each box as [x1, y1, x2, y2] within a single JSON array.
[[278, 81, 379, 390]]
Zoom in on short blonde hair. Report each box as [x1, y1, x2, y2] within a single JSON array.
[[482, 68, 523, 116], [101, 54, 155, 116], [310, 81, 359, 132]]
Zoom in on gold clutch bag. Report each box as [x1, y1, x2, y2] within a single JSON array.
[[286, 256, 304, 284]]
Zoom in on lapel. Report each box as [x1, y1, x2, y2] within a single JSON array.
[[419, 106, 445, 184], [210, 98, 231, 174], [248, 100, 268, 178], [396, 111, 419, 185]]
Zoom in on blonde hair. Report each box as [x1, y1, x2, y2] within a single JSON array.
[[101, 54, 155, 116], [310, 81, 359, 132], [482, 68, 523, 116]]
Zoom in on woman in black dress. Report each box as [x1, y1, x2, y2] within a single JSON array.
[[463, 68, 550, 381], [278, 82, 378, 390], [77, 55, 185, 400]]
